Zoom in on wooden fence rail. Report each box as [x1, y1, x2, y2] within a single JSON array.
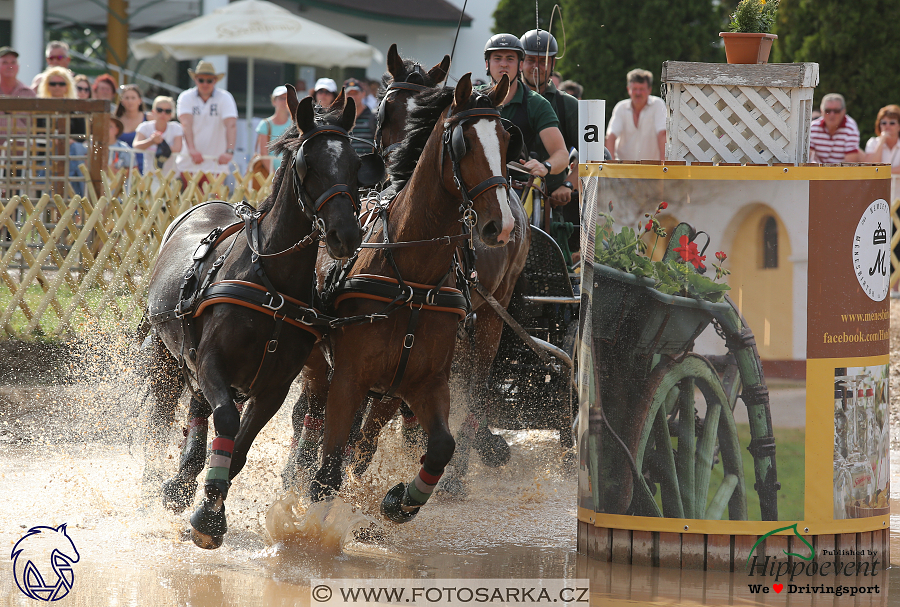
[[0, 167, 273, 338]]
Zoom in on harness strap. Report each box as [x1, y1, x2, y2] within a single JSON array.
[[247, 312, 286, 393], [382, 305, 421, 400], [466, 175, 509, 202], [333, 275, 468, 320]]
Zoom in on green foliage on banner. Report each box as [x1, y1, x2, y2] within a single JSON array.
[[773, 0, 900, 147], [493, 0, 727, 122]]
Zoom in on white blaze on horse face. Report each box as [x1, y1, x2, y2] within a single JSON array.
[[472, 120, 514, 243]]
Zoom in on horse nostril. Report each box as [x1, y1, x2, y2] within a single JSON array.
[[325, 230, 344, 257], [482, 220, 500, 242]]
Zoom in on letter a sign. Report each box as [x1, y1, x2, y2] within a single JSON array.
[[578, 100, 605, 163]]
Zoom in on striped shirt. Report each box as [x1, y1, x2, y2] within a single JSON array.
[[349, 106, 376, 156], [809, 115, 860, 164]]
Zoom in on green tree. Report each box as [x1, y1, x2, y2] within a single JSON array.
[[493, 0, 560, 37], [494, 0, 726, 125], [773, 0, 900, 147]]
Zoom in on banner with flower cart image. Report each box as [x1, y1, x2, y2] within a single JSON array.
[[577, 168, 811, 527]]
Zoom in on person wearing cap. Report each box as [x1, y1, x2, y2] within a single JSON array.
[[175, 60, 238, 178], [520, 29, 578, 209], [482, 33, 567, 214], [254, 85, 292, 173], [312, 77, 337, 108], [605, 68, 667, 161], [0, 47, 35, 98], [343, 78, 376, 156]]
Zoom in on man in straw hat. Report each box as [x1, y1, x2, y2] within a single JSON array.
[[176, 60, 238, 180]]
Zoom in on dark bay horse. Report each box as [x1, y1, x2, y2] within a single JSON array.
[[306, 74, 519, 522], [142, 88, 367, 549], [283, 53, 530, 492]]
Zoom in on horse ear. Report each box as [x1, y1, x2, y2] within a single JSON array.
[[387, 43, 403, 80], [341, 96, 357, 132], [286, 83, 299, 123], [428, 54, 451, 85], [454, 72, 473, 110], [489, 74, 510, 108], [295, 96, 315, 133], [331, 88, 346, 109]]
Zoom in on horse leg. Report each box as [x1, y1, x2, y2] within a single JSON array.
[[351, 396, 400, 477], [282, 351, 330, 490], [161, 394, 212, 512], [142, 335, 185, 503], [381, 383, 455, 523], [467, 306, 511, 467], [189, 360, 241, 550], [310, 369, 370, 502], [230, 381, 293, 480]]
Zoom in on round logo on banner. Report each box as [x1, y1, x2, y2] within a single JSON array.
[[852, 198, 890, 301]]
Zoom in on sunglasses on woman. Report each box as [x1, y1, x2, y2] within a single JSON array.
[[76, 86, 91, 93], [48, 81, 67, 87], [156, 108, 173, 114]]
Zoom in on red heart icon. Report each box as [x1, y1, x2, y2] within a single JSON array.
[[773, 584, 784, 593]]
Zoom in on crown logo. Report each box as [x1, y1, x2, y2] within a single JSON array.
[[873, 222, 887, 245]]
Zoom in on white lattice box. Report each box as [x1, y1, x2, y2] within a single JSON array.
[[661, 61, 819, 165]]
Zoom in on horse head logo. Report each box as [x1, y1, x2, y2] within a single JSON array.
[[11, 524, 80, 601]]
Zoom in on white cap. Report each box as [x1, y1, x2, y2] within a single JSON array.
[[314, 77, 337, 93], [271, 85, 287, 98]]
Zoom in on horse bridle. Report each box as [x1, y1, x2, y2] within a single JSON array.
[[290, 124, 385, 230], [375, 80, 429, 158]]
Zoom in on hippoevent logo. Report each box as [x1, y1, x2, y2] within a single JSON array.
[[745, 523, 881, 597], [11, 524, 80, 601]]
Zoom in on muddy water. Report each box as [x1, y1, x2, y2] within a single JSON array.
[[0, 353, 896, 606]]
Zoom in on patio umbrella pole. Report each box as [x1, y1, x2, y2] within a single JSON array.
[[246, 57, 255, 165]]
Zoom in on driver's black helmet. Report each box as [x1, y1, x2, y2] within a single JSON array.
[[520, 29, 558, 57], [484, 33, 525, 61]]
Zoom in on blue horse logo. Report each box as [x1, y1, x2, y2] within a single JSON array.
[[11, 524, 80, 601]]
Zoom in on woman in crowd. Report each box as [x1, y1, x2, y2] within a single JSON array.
[[253, 85, 291, 174], [133, 96, 183, 175], [312, 77, 337, 108], [74, 74, 92, 100], [864, 104, 900, 174], [115, 83, 148, 172], [92, 74, 118, 104], [36, 67, 86, 193]]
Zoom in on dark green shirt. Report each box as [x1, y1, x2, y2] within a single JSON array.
[[536, 81, 578, 193]]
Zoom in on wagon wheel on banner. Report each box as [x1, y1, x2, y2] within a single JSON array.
[[630, 354, 749, 520]]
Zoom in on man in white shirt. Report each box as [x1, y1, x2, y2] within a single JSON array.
[[605, 68, 667, 161], [176, 61, 238, 176]]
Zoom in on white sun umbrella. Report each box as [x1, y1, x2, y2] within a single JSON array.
[[131, 0, 383, 160]]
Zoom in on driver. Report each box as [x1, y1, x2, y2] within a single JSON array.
[[482, 33, 568, 225]]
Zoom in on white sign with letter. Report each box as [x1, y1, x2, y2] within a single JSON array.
[[578, 100, 606, 163]]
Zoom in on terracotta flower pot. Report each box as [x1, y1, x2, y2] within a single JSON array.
[[719, 32, 778, 64]]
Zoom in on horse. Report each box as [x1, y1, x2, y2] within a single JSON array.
[[282, 53, 531, 493], [140, 87, 375, 549], [302, 73, 521, 522]]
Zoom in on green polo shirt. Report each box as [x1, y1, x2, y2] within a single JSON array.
[[536, 81, 579, 192], [497, 80, 560, 155]]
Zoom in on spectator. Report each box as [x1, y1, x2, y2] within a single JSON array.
[[559, 79, 582, 100], [343, 78, 375, 156], [312, 77, 337, 108], [254, 85, 291, 174], [115, 84, 148, 173], [864, 104, 900, 174], [605, 68, 666, 161], [133, 96, 184, 174], [364, 78, 379, 112], [37, 67, 87, 192], [92, 74, 118, 105], [107, 117, 133, 170], [36, 66, 75, 100], [0, 47, 36, 98], [74, 74, 92, 99], [294, 79, 308, 98], [809, 93, 862, 163], [175, 60, 238, 177], [31, 41, 72, 92]]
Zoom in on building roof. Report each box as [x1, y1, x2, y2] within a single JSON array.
[[296, 0, 472, 27]]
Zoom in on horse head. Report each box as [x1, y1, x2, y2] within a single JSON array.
[[376, 44, 451, 159], [283, 85, 364, 259], [442, 73, 515, 247]]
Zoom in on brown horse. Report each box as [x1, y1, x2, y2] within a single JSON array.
[[141, 88, 369, 549], [283, 54, 531, 493], [305, 74, 523, 522]]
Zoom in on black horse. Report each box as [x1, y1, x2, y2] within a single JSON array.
[[141, 86, 375, 549]]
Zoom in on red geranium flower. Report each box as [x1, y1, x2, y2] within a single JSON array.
[[658, 201, 668, 210], [674, 235, 707, 270], [645, 221, 654, 231], [715, 251, 727, 262]]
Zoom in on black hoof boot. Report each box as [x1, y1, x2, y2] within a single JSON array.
[[189, 497, 227, 550], [474, 428, 511, 467], [309, 478, 336, 503], [161, 477, 198, 513], [380, 482, 421, 523]]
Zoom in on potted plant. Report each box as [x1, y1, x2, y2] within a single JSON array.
[[593, 202, 733, 357], [720, 0, 779, 65]]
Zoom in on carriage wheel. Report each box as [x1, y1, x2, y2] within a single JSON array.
[[631, 354, 748, 520]]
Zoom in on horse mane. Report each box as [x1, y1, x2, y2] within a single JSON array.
[[387, 84, 500, 193], [259, 104, 347, 214]]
